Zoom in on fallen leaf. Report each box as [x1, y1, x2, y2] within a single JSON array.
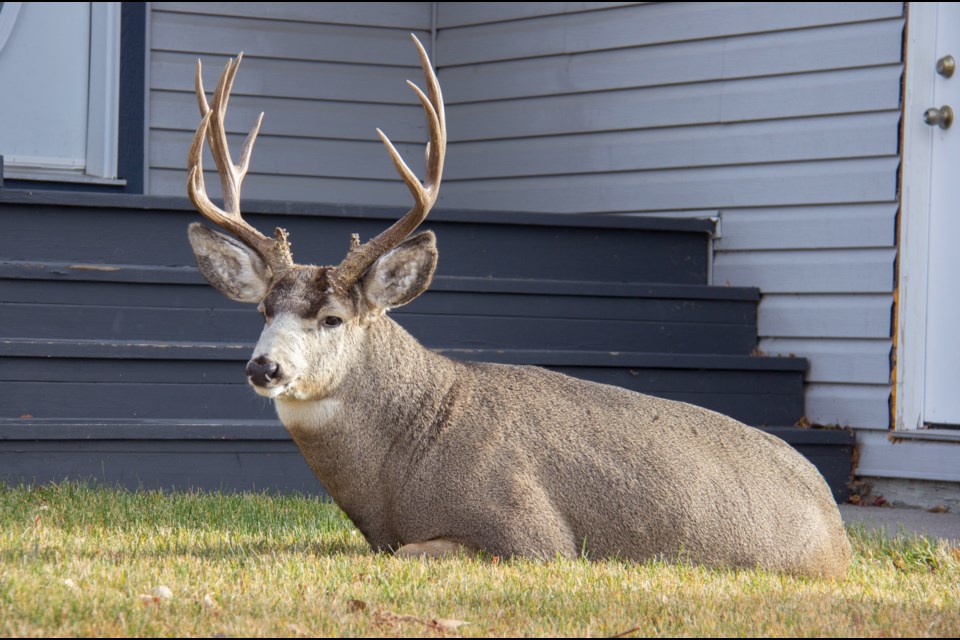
[[432, 618, 469, 632], [373, 611, 469, 634], [287, 623, 312, 635], [138, 594, 160, 605], [20, 414, 33, 419], [928, 505, 949, 514], [348, 599, 367, 612]]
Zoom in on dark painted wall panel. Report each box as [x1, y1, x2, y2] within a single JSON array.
[[1, 359, 804, 427], [1, 303, 756, 354], [0, 192, 826, 493], [2, 278, 757, 323], [0, 429, 850, 500], [0, 200, 709, 285], [1, 446, 323, 494]]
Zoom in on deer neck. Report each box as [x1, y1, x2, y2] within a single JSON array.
[[274, 316, 460, 545]]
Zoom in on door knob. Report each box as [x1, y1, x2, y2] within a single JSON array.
[[924, 105, 954, 129], [937, 55, 956, 78]]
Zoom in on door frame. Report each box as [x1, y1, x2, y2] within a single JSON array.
[[896, 2, 959, 434]]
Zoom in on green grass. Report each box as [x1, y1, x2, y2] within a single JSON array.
[[1, 482, 958, 637]]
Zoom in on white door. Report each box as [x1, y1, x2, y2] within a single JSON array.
[[922, 4, 960, 427]]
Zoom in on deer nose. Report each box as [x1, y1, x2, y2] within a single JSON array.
[[246, 355, 281, 387]]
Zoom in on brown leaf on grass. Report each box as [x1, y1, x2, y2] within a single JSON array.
[[928, 505, 949, 514], [373, 610, 469, 635], [287, 623, 313, 636], [138, 594, 160, 605], [608, 626, 642, 638], [432, 618, 469, 632], [347, 599, 367, 612]]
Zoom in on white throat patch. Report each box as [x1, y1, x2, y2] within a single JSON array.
[[275, 397, 342, 431]]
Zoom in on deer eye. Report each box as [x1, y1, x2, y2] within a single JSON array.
[[321, 316, 343, 328]]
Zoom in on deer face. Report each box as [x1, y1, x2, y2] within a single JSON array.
[[183, 35, 444, 403], [188, 224, 438, 401]]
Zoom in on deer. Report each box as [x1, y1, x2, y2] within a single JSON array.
[[184, 36, 851, 577]]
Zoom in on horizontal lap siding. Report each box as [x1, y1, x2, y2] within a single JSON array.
[[147, 3, 433, 203], [436, 2, 904, 429], [146, 2, 902, 430]]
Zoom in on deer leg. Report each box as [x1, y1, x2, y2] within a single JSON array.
[[395, 538, 476, 560]]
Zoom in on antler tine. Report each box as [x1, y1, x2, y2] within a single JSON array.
[[333, 34, 446, 289], [189, 55, 293, 274]]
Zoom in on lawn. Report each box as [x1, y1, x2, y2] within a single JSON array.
[[1, 482, 957, 637]]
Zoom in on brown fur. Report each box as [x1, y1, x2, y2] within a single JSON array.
[[190, 226, 852, 578], [282, 318, 851, 577]]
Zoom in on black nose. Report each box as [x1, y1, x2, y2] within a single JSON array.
[[246, 355, 281, 387]]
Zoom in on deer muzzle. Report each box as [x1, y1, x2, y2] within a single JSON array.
[[246, 355, 283, 389]]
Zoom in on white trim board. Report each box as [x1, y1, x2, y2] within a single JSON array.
[[896, 2, 936, 432], [858, 430, 960, 482], [85, 2, 121, 179]]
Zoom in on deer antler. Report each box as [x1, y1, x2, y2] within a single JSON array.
[[332, 34, 446, 289], [187, 37, 443, 284], [188, 54, 295, 275]]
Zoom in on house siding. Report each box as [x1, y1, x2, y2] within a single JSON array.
[[435, 1, 903, 431], [145, 2, 904, 432], [146, 1, 434, 203]]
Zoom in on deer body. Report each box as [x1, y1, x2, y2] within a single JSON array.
[[183, 38, 851, 577], [260, 312, 848, 576]]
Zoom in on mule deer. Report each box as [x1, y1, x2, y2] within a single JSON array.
[[185, 36, 850, 577]]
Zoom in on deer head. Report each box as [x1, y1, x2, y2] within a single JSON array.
[[186, 35, 445, 402]]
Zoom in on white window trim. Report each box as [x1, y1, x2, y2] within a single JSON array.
[[2, 2, 123, 184], [86, 1, 121, 179], [0, 2, 24, 54]]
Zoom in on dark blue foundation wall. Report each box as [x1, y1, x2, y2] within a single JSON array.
[[0, 190, 853, 500]]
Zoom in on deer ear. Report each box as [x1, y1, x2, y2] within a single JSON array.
[[362, 231, 437, 311], [187, 223, 273, 303]]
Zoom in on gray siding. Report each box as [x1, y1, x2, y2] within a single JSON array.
[[146, 2, 903, 431], [434, 2, 903, 430], [147, 2, 434, 204]]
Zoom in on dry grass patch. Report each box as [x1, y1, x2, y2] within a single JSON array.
[[1, 482, 958, 637]]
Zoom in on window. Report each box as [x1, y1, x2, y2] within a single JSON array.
[[0, 2, 121, 184]]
